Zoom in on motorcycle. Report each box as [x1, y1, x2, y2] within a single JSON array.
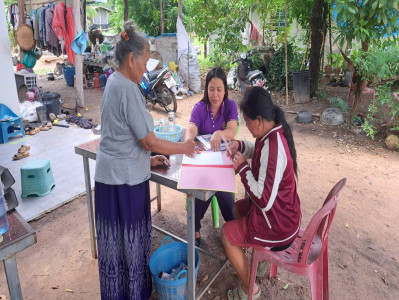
[[233, 50, 268, 94], [139, 67, 178, 113]]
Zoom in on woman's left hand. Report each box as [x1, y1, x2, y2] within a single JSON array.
[[210, 131, 223, 152], [232, 151, 246, 169], [151, 155, 170, 168]]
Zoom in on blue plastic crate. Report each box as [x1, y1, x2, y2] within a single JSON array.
[[21, 159, 55, 197]]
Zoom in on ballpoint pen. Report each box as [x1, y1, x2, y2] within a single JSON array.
[[221, 133, 232, 156]]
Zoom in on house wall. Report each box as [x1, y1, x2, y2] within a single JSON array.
[[0, 0, 20, 115]]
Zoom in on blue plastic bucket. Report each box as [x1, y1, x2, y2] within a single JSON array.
[[150, 236, 200, 300], [63, 66, 75, 87]]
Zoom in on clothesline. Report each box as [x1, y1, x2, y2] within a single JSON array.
[[24, 0, 62, 5]]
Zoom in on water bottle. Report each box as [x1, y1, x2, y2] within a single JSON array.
[[0, 182, 9, 235], [167, 112, 176, 133]]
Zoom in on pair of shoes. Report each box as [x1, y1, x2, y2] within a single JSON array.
[[256, 260, 268, 278], [12, 152, 29, 160], [39, 122, 52, 131], [18, 145, 30, 153], [195, 237, 201, 247], [227, 284, 261, 300], [13, 144, 31, 160], [25, 126, 40, 135]]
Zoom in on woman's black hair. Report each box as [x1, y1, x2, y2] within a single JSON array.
[[240, 87, 298, 175], [114, 20, 148, 68], [201, 67, 228, 104]]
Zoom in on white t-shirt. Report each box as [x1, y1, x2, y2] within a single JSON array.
[[94, 71, 154, 185]]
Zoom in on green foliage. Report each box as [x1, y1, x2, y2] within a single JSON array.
[[289, 0, 314, 30], [362, 83, 399, 139], [334, 0, 399, 49], [106, 0, 186, 36], [328, 52, 344, 68], [327, 96, 348, 113], [266, 43, 301, 92], [207, 49, 232, 71], [5, 9, 16, 52], [189, 0, 287, 57], [354, 46, 399, 84], [315, 88, 327, 100], [362, 118, 376, 139]]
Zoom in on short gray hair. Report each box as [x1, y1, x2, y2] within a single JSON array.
[[114, 20, 148, 68]]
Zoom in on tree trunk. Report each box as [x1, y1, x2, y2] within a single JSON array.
[[124, 0, 129, 21], [348, 40, 369, 126], [178, 0, 183, 20], [204, 35, 208, 59], [160, 0, 164, 34], [309, 0, 327, 96]]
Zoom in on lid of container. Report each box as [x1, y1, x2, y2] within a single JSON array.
[[41, 92, 61, 100]]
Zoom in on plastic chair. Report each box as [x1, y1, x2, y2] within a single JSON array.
[[0, 104, 25, 144], [247, 178, 347, 300], [345, 72, 375, 108]]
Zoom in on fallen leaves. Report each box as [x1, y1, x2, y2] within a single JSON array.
[[283, 283, 290, 290], [199, 274, 209, 286]]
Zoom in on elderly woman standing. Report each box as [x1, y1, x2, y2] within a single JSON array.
[[94, 21, 195, 299]]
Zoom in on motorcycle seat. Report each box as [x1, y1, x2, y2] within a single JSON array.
[[148, 69, 163, 81], [246, 70, 263, 81]]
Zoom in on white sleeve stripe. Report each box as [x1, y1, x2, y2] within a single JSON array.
[[247, 139, 269, 199], [242, 140, 255, 158], [264, 133, 287, 212]]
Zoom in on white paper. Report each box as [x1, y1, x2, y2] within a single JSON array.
[[197, 134, 226, 151], [182, 151, 224, 165]]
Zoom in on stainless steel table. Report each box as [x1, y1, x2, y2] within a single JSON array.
[[75, 139, 228, 300], [0, 210, 37, 300]]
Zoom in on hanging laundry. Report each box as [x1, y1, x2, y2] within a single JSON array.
[[52, 2, 75, 64]]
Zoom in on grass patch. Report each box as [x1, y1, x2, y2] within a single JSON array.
[[35, 68, 53, 76]]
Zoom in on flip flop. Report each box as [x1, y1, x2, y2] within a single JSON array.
[[24, 125, 33, 135], [39, 124, 49, 131], [18, 145, 31, 153], [30, 127, 40, 135], [12, 152, 30, 160], [46, 122, 53, 129], [227, 284, 261, 300]]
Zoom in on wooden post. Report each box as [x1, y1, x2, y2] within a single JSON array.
[[74, 0, 84, 108], [160, 0, 164, 34], [284, 0, 288, 105], [178, 0, 183, 20], [83, 0, 86, 31], [18, 0, 25, 64]]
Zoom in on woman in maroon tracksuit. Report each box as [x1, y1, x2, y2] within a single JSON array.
[[221, 87, 301, 300]]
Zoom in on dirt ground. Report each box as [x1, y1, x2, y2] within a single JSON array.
[[1, 55, 398, 299]]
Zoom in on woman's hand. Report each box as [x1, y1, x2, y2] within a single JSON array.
[[227, 140, 239, 159], [232, 151, 246, 169], [151, 155, 170, 168], [183, 139, 196, 157], [210, 131, 223, 152]]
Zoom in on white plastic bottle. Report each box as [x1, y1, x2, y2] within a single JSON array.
[[167, 112, 176, 132], [0, 182, 9, 235]]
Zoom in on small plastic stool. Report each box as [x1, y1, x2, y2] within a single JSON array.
[[21, 159, 55, 197]]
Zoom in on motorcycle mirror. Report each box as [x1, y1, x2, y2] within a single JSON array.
[[240, 53, 247, 60]]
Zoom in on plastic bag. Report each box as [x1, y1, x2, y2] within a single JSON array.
[[19, 101, 43, 122], [22, 50, 38, 68]]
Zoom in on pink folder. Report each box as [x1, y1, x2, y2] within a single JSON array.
[[177, 151, 238, 193]]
